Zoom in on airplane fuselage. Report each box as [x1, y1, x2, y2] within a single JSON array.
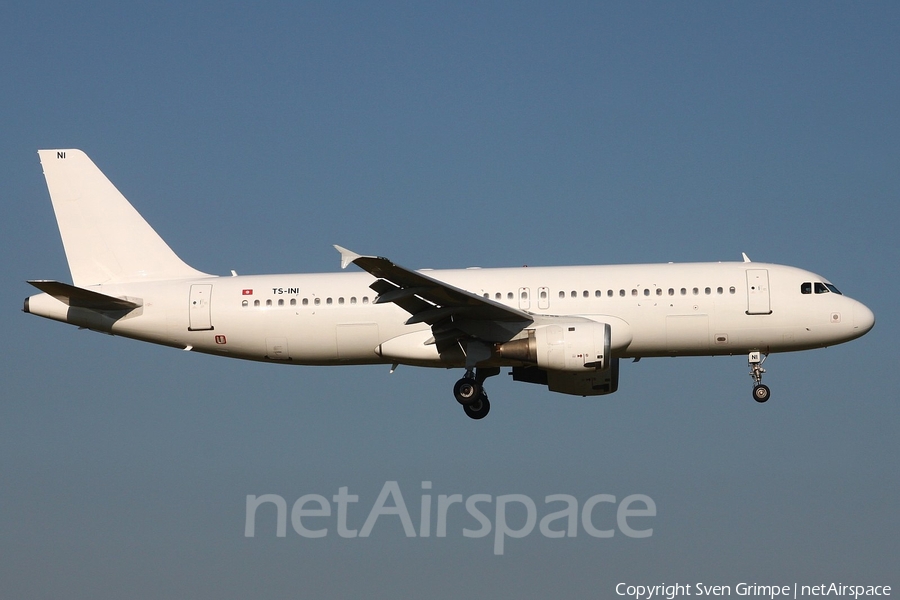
[[27, 261, 873, 365]]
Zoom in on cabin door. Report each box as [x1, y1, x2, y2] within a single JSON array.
[[745, 269, 772, 315], [188, 284, 214, 331]]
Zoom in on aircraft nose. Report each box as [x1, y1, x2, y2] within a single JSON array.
[[853, 301, 875, 336]]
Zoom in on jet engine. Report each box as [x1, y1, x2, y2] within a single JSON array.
[[497, 322, 620, 396]]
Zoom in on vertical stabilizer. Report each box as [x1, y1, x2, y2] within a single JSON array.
[[38, 149, 210, 286]]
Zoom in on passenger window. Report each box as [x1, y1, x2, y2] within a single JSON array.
[[801, 282, 812, 294], [363, 297, 369, 304], [302, 298, 309, 306], [350, 297, 356, 304], [607, 290, 613, 297], [632, 289, 638, 297], [619, 289, 625, 297], [242, 300, 248, 307], [327, 298, 333, 305], [680, 288, 687, 295], [668, 288, 674, 296], [595, 290, 602, 298], [692, 288, 699, 295], [583, 290, 589, 298], [254, 300, 260, 307], [656, 288, 663, 296], [541, 290, 548, 299], [507, 292, 514, 300], [717, 287, 723, 295], [704, 287, 711, 295], [495, 293, 502, 300], [643, 289, 650, 296], [290, 298, 297, 306], [571, 291, 577, 298], [729, 286, 736, 294], [559, 291, 565, 299], [266, 299, 272, 307], [278, 299, 284, 306], [314, 298, 321, 306]]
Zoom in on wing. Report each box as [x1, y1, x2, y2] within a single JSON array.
[[335, 246, 532, 357]]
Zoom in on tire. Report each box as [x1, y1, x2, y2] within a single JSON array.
[[463, 395, 490, 420], [454, 378, 481, 406], [753, 384, 771, 403]]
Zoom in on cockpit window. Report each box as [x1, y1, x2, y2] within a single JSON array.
[[812, 282, 843, 295], [803, 281, 843, 295]]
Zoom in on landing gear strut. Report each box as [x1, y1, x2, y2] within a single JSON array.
[[454, 368, 499, 419], [748, 351, 770, 403]]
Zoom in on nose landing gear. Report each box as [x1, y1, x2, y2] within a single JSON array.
[[454, 367, 499, 419], [749, 351, 770, 403]]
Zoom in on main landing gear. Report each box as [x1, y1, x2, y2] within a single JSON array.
[[749, 351, 771, 403], [454, 367, 499, 420]]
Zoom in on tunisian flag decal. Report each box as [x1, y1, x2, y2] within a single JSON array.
[[242, 289, 253, 296]]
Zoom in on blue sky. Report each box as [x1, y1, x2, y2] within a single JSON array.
[[1, 2, 898, 597]]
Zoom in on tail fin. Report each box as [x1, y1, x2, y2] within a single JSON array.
[[38, 149, 210, 286]]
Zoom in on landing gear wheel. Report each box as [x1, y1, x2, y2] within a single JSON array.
[[463, 393, 490, 420], [453, 377, 482, 406], [753, 384, 771, 403]]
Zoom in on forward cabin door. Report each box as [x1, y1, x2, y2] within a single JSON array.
[[745, 269, 772, 315], [188, 284, 214, 331]]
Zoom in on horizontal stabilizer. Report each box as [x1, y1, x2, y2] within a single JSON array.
[[27, 280, 140, 311]]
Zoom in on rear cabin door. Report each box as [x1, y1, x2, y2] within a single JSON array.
[[188, 284, 214, 331], [745, 269, 772, 315]]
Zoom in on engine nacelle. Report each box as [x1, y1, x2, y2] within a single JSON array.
[[496, 322, 611, 372], [499, 322, 619, 396]]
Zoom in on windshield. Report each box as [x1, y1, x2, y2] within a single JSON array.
[[801, 282, 843, 295]]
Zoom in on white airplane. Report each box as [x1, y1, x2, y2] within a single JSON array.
[[25, 150, 875, 419]]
